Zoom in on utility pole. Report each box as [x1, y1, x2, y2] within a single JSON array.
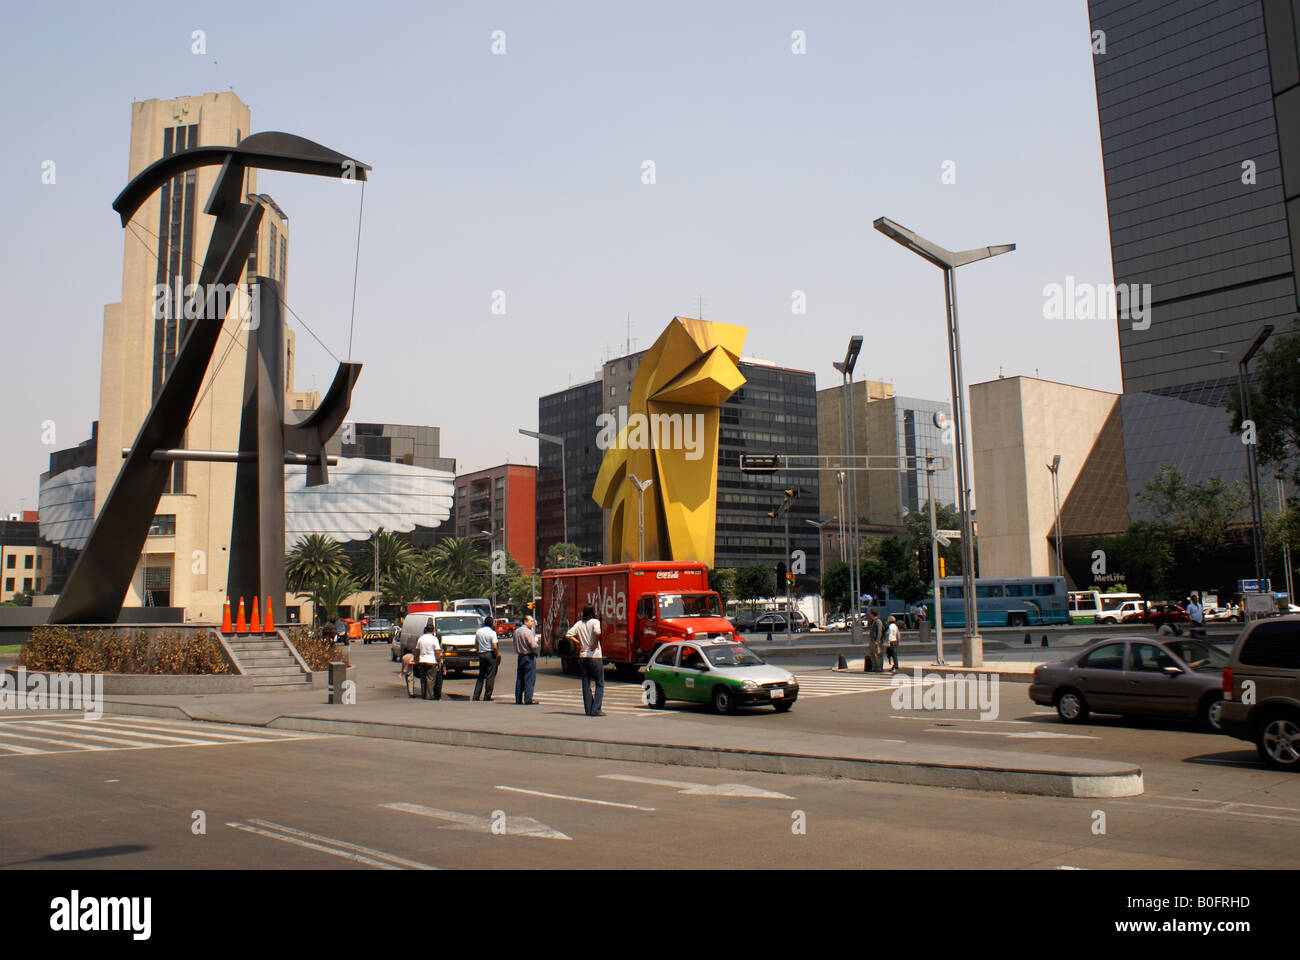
[[926, 453, 945, 665]]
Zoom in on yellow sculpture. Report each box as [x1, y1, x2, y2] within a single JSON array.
[[592, 316, 747, 566]]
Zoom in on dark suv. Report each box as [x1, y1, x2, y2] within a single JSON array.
[[1218, 615, 1300, 770]]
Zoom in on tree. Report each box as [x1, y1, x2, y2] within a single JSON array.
[[1228, 319, 1300, 486], [708, 567, 736, 604], [1094, 522, 1174, 599], [1138, 465, 1249, 553], [902, 500, 964, 578], [379, 565, 425, 618], [349, 529, 416, 592], [313, 571, 361, 622], [545, 542, 583, 569], [734, 566, 773, 612], [821, 561, 850, 613], [285, 533, 347, 626], [423, 536, 488, 601]]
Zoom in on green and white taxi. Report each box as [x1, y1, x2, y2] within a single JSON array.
[[642, 641, 798, 713]]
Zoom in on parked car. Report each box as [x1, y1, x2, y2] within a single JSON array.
[[361, 617, 397, 644], [492, 617, 517, 638], [642, 640, 798, 713], [1217, 615, 1300, 769], [1098, 600, 1145, 625], [391, 612, 485, 675], [1206, 604, 1243, 623], [753, 611, 811, 634], [1029, 636, 1225, 730]]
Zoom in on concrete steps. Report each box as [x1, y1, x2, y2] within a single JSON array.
[[224, 635, 312, 690]]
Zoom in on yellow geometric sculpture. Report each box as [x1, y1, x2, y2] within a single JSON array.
[[592, 316, 747, 566]]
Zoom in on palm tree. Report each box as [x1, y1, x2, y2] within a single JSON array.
[[286, 534, 347, 626], [314, 571, 362, 623], [423, 536, 487, 601], [349, 529, 417, 592], [380, 565, 425, 618]]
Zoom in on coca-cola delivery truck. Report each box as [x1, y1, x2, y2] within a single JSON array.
[[540, 561, 738, 679]]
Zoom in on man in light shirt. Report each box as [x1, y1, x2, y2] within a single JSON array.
[[415, 620, 443, 701], [514, 615, 541, 705], [565, 604, 604, 716], [473, 616, 501, 701]]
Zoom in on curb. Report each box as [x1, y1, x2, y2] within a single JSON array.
[[99, 700, 1142, 799]]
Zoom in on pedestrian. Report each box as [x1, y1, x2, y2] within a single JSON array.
[[566, 604, 605, 716], [885, 615, 901, 672], [415, 619, 443, 701], [1186, 593, 1204, 634], [473, 615, 500, 701], [514, 615, 540, 704], [865, 607, 884, 673]]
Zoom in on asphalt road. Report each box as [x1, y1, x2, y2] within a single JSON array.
[[3, 642, 1296, 870]]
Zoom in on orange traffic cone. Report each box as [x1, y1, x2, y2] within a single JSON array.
[[263, 596, 275, 633], [221, 597, 232, 634], [235, 597, 247, 634], [250, 597, 261, 634]]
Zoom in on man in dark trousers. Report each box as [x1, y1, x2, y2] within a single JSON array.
[[473, 616, 501, 701], [865, 608, 884, 672], [415, 620, 443, 701], [514, 615, 540, 704]]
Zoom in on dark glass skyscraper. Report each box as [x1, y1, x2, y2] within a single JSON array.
[[1088, 0, 1296, 519]]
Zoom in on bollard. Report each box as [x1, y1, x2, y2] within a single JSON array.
[[1041, 634, 1049, 647], [328, 662, 349, 704], [919, 619, 932, 646], [1024, 633, 1032, 645], [836, 654, 847, 669]]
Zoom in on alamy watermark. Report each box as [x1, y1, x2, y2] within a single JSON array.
[[595, 408, 705, 461], [889, 666, 999, 720], [1043, 277, 1152, 330], [1, 667, 104, 720]]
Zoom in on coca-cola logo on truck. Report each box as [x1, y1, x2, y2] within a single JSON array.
[[655, 571, 680, 579], [585, 584, 627, 622]]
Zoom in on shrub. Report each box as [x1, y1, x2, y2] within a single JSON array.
[[284, 627, 350, 671], [20, 626, 232, 675]]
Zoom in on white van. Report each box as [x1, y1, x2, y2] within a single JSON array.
[[392, 611, 486, 675]]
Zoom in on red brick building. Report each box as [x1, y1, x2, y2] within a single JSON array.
[[454, 464, 536, 570]]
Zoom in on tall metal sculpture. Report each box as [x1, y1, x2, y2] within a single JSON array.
[[592, 316, 746, 567], [52, 133, 369, 624]]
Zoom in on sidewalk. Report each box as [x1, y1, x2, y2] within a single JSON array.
[[93, 666, 1141, 800]]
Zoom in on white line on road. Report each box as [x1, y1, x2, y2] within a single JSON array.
[[889, 715, 1042, 725], [599, 774, 794, 799], [227, 820, 436, 869], [921, 728, 1099, 740], [495, 786, 655, 811], [245, 818, 438, 869], [382, 802, 571, 840]]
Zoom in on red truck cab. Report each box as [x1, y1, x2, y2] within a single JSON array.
[[540, 561, 737, 679]]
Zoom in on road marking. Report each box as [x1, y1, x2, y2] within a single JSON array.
[[382, 802, 571, 839], [528, 688, 661, 716], [227, 819, 436, 869], [495, 785, 655, 811], [599, 774, 794, 799], [0, 717, 326, 757], [1057, 865, 1090, 870], [921, 728, 1099, 740], [890, 715, 1042, 725]]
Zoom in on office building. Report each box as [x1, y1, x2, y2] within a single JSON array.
[[1, 515, 53, 603], [1088, 0, 1292, 518], [454, 464, 536, 569]]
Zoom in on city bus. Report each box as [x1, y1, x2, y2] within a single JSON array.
[[931, 576, 1069, 628]]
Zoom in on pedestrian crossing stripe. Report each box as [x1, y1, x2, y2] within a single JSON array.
[[0, 716, 326, 757]]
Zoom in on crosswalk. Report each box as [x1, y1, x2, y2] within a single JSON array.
[[0, 714, 325, 757]]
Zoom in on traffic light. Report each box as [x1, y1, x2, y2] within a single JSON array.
[[918, 548, 932, 583], [527, 601, 535, 610], [786, 572, 795, 586], [939, 556, 946, 578]]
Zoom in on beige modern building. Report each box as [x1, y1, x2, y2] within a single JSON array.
[[816, 380, 957, 534], [969, 376, 1129, 585], [94, 92, 308, 622]]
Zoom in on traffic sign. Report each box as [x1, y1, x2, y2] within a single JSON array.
[[936, 529, 961, 539], [740, 454, 779, 474]]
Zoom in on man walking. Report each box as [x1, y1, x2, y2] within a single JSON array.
[[415, 620, 443, 701], [566, 604, 604, 716], [885, 615, 901, 673], [1186, 593, 1204, 636], [514, 615, 540, 705], [473, 615, 500, 701], [865, 607, 884, 673]]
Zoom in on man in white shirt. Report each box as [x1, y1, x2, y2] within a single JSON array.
[[514, 615, 540, 705], [565, 604, 604, 716], [1186, 593, 1204, 633], [415, 620, 443, 701], [473, 617, 501, 701]]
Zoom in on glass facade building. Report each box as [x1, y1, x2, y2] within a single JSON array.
[[537, 379, 606, 567], [1088, 0, 1295, 520]]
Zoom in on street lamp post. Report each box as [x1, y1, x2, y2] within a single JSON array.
[[627, 474, 654, 561], [1279, 476, 1295, 604], [925, 452, 945, 665], [806, 517, 837, 620], [1238, 326, 1274, 583], [1047, 455, 1063, 579], [519, 428, 568, 547], [476, 529, 497, 616], [874, 217, 1015, 668], [833, 336, 864, 638]]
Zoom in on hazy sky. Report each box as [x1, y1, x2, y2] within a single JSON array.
[[0, 0, 1119, 514]]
